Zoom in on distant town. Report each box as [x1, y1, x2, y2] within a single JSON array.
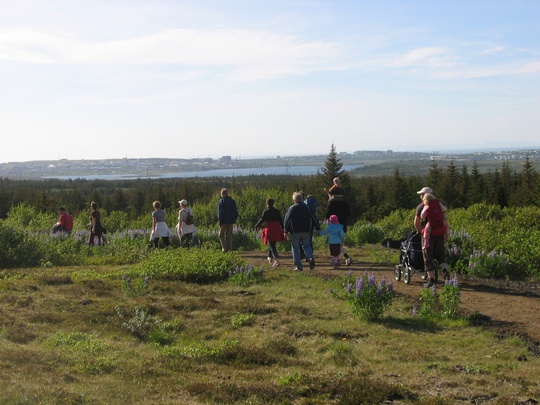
[[1, 148, 539, 180]]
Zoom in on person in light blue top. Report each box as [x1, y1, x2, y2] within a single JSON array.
[[318, 214, 345, 269]]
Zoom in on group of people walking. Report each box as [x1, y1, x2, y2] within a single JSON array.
[[53, 181, 356, 270]]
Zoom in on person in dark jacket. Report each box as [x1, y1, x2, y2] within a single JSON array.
[[255, 198, 285, 267], [284, 192, 321, 271], [218, 188, 239, 252]]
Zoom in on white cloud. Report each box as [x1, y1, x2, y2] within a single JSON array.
[[0, 28, 341, 80], [387, 47, 455, 68]]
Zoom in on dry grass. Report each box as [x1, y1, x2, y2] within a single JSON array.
[[1, 252, 539, 404]]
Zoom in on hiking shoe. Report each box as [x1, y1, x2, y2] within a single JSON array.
[[294, 267, 303, 271], [309, 258, 316, 270], [443, 270, 450, 280], [424, 279, 435, 288], [345, 257, 353, 266]]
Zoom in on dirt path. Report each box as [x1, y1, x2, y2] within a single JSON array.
[[242, 252, 540, 344]]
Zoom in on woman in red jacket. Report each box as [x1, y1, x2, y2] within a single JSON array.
[[255, 198, 285, 267]]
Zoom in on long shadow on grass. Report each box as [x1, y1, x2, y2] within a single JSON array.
[[459, 281, 540, 299], [378, 316, 444, 334]]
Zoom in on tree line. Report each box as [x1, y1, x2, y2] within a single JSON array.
[[0, 149, 538, 225]]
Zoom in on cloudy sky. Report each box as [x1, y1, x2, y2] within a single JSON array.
[[1, 0, 539, 163]]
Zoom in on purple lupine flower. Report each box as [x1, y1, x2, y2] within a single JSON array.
[[380, 276, 386, 287], [376, 285, 383, 297], [348, 270, 353, 278], [431, 283, 437, 296], [347, 283, 352, 294], [368, 273, 376, 287], [356, 277, 364, 293], [387, 281, 393, 293], [144, 274, 149, 285], [122, 274, 127, 282]]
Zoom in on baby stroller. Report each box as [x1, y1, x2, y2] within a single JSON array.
[[394, 231, 437, 284]]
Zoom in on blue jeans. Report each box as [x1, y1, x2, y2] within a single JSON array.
[[290, 232, 313, 269]]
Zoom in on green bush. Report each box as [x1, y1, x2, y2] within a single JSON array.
[[0, 222, 42, 268], [129, 248, 246, 283], [332, 272, 394, 321], [375, 208, 415, 239], [347, 222, 385, 246]]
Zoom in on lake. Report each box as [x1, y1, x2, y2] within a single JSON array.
[[45, 165, 361, 180]]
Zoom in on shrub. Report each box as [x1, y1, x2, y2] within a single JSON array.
[[0, 222, 41, 268], [347, 222, 385, 246], [115, 305, 161, 340], [228, 264, 264, 287], [130, 248, 246, 283], [332, 271, 394, 321], [468, 249, 512, 279], [375, 208, 415, 239], [414, 277, 461, 319]]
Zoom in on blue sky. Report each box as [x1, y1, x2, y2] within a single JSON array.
[[1, 0, 538, 163]]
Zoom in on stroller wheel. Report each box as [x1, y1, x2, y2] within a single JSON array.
[[394, 265, 402, 281], [404, 267, 411, 284]]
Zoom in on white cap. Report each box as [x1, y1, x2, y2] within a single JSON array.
[[178, 199, 188, 206], [417, 187, 433, 195]]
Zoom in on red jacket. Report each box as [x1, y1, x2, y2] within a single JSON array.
[[261, 221, 285, 244], [59, 212, 74, 231]]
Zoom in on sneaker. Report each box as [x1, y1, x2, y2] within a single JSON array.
[[424, 279, 435, 288], [267, 257, 273, 265], [345, 257, 353, 266], [294, 267, 303, 271], [443, 270, 450, 280], [309, 258, 316, 270], [272, 260, 280, 267]]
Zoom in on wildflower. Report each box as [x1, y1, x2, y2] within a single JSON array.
[[412, 307, 418, 317], [347, 283, 352, 294]]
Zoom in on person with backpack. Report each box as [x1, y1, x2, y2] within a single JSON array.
[[420, 193, 450, 287], [177, 199, 197, 248], [284, 192, 321, 271]]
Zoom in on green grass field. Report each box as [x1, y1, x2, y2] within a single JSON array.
[[1, 246, 538, 404]]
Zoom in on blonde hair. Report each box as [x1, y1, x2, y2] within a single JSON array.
[[422, 193, 436, 204], [153, 201, 161, 209]]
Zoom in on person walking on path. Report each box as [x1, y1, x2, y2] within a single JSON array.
[[325, 191, 353, 265], [218, 188, 239, 252], [283, 192, 321, 271], [255, 198, 286, 267], [150, 201, 171, 248], [318, 214, 345, 269], [177, 199, 197, 248]]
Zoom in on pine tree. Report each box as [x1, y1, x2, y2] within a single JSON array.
[[318, 143, 350, 194]]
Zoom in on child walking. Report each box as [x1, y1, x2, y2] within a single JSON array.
[[318, 214, 345, 269]]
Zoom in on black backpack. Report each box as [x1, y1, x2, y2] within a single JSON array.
[[184, 209, 195, 225]]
